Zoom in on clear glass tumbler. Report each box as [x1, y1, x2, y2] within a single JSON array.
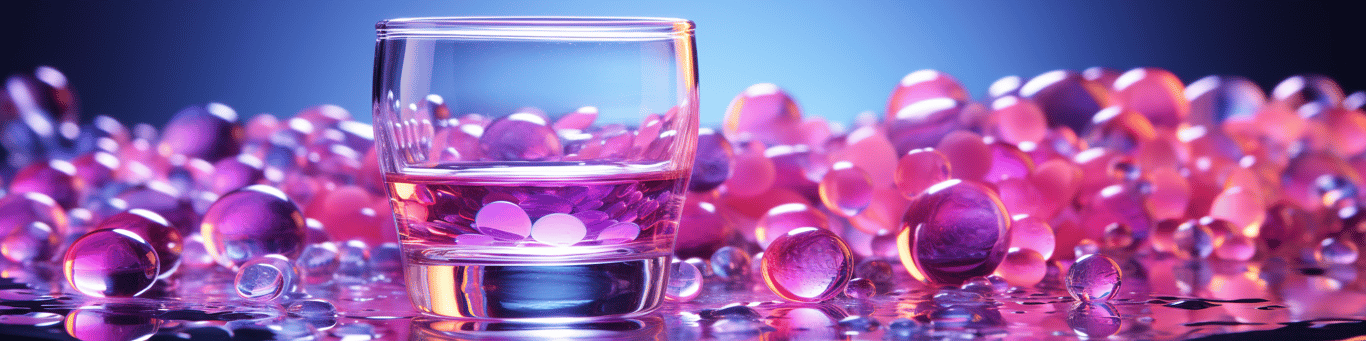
[[372, 17, 698, 320]]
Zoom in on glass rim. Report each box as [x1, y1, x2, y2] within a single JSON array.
[[376, 16, 694, 41]]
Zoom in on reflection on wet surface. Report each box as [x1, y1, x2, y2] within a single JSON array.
[[2, 253, 1366, 340]]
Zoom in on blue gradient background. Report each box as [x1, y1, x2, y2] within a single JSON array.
[[3, 1, 1364, 127]]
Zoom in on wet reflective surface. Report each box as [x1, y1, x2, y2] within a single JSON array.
[[3, 253, 1366, 340]]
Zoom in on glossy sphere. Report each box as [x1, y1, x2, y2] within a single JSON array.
[[895, 148, 951, 199], [209, 155, 264, 195], [157, 103, 241, 162], [762, 227, 855, 302], [710, 246, 752, 280], [96, 209, 182, 278], [819, 162, 874, 217], [844, 278, 876, 299], [1068, 303, 1121, 338], [1185, 75, 1266, 126], [755, 203, 830, 248], [10, 159, 82, 209], [62, 229, 159, 297], [200, 185, 306, 269], [1173, 219, 1216, 259], [1008, 216, 1055, 260], [235, 254, 298, 301], [1020, 70, 1110, 132], [1111, 67, 1189, 127], [479, 112, 561, 161], [474, 201, 531, 240], [989, 96, 1048, 145], [886, 70, 970, 117], [666, 258, 702, 302], [689, 128, 734, 192], [0, 192, 67, 239], [994, 248, 1046, 287], [1, 222, 58, 263], [898, 180, 1012, 285], [1317, 237, 1359, 265], [64, 305, 162, 341], [1066, 254, 1122, 302], [723, 83, 804, 145]]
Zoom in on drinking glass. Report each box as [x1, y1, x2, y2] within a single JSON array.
[[372, 17, 698, 320]]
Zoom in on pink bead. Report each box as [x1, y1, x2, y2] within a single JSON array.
[[886, 97, 966, 154], [97, 209, 182, 278], [756, 202, 830, 248], [1030, 159, 1082, 220], [994, 248, 1047, 287], [157, 103, 242, 162], [674, 191, 731, 258], [474, 201, 532, 240], [1208, 186, 1265, 237], [1321, 108, 1366, 157], [723, 83, 804, 145], [895, 148, 951, 199], [937, 130, 991, 182], [761, 227, 854, 302], [479, 112, 561, 161], [983, 142, 1035, 183], [1281, 152, 1360, 210], [849, 186, 910, 235], [1009, 215, 1056, 260], [819, 162, 874, 217], [1080, 184, 1151, 241], [0, 192, 69, 239], [988, 75, 1023, 99], [1111, 67, 1189, 127], [70, 151, 119, 196], [830, 126, 898, 188], [996, 178, 1044, 221], [766, 144, 824, 201], [244, 113, 281, 143], [988, 96, 1048, 145], [1214, 232, 1256, 261], [553, 106, 598, 131], [10, 159, 81, 209], [306, 185, 391, 245], [200, 185, 307, 269], [429, 123, 483, 162], [722, 142, 775, 198], [1271, 74, 1344, 115], [210, 154, 265, 195], [886, 69, 969, 117], [1083, 66, 1121, 88], [1144, 167, 1191, 221]]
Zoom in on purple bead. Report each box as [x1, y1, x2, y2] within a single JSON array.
[[761, 227, 855, 302], [70, 151, 119, 196], [1, 221, 58, 263], [1020, 70, 1110, 133], [898, 179, 1011, 285], [210, 154, 265, 195], [62, 229, 159, 297], [722, 83, 805, 146], [666, 258, 703, 302], [895, 148, 951, 199], [689, 128, 734, 192], [845, 278, 876, 299], [157, 103, 242, 162], [709, 246, 752, 280], [1185, 75, 1266, 126], [0, 192, 68, 240], [1066, 254, 1122, 302], [479, 112, 562, 161], [114, 183, 197, 236], [1271, 74, 1344, 116], [200, 185, 306, 269], [1316, 237, 1359, 265], [819, 162, 874, 217], [10, 159, 81, 209], [96, 209, 182, 278], [885, 97, 966, 154]]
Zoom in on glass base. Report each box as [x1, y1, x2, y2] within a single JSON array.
[[404, 253, 669, 320]]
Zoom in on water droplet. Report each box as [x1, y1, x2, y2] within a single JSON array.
[[665, 259, 702, 302], [235, 254, 298, 301]]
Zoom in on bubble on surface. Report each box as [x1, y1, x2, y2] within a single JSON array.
[[819, 162, 874, 217], [474, 201, 532, 240], [666, 258, 702, 302], [761, 227, 855, 302], [234, 254, 298, 301], [96, 209, 181, 278], [1066, 254, 1122, 302], [898, 179, 1011, 285], [529, 213, 586, 246], [709, 246, 752, 280], [62, 229, 159, 297], [1317, 237, 1359, 265], [201, 185, 306, 269]]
